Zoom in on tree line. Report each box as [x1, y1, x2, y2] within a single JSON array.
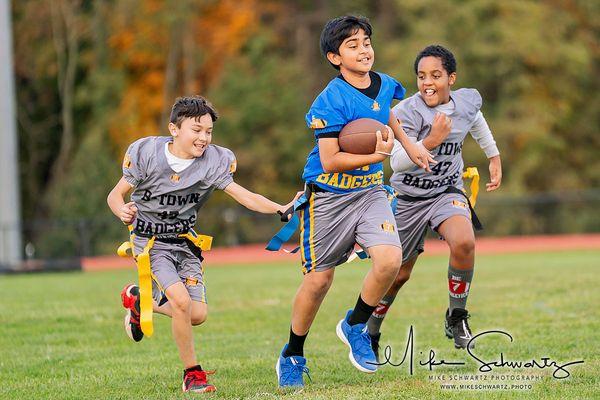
[[12, 0, 599, 253]]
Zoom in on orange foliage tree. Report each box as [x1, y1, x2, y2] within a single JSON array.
[[107, 0, 261, 151]]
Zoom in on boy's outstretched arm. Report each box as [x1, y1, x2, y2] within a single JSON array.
[[390, 112, 449, 172], [224, 182, 301, 218], [107, 177, 137, 224], [388, 113, 435, 171], [468, 110, 502, 192]]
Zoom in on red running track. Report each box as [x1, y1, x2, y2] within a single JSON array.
[[82, 233, 600, 272]]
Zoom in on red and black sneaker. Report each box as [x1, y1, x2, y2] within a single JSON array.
[[120, 283, 144, 342], [182, 366, 216, 393]]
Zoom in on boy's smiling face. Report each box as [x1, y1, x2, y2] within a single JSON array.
[[417, 56, 456, 107], [327, 28, 374, 75], [168, 113, 213, 158]]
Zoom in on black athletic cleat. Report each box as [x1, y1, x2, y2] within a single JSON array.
[[445, 308, 474, 349], [370, 332, 381, 363]]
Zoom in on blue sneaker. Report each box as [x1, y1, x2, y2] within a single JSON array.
[[336, 310, 378, 373], [275, 345, 310, 388]]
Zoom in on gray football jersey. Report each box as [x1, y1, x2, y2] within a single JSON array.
[[122, 136, 236, 237], [389, 88, 482, 197]]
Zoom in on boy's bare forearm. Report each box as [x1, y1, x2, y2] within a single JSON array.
[[389, 113, 411, 146], [422, 136, 440, 150], [253, 193, 281, 214], [107, 177, 134, 219], [244, 193, 281, 214], [318, 136, 386, 172], [107, 189, 125, 218], [224, 182, 282, 214], [321, 152, 385, 173]]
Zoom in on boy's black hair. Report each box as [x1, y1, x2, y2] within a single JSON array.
[[169, 95, 218, 127], [414, 45, 457, 75], [320, 15, 372, 70]]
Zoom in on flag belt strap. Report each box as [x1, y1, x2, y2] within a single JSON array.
[[116, 225, 213, 337]]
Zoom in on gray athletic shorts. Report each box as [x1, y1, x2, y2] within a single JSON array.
[[395, 191, 472, 263], [132, 236, 207, 303], [299, 185, 401, 273]]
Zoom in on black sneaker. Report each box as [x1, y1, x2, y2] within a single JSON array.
[[445, 308, 474, 349], [369, 332, 381, 362]]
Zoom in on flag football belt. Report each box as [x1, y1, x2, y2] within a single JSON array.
[[117, 226, 213, 337], [134, 230, 213, 260], [265, 184, 399, 254], [396, 167, 482, 230]]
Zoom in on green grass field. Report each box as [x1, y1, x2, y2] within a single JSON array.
[[1, 250, 599, 399]]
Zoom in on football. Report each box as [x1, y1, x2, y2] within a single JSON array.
[[338, 118, 388, 154]]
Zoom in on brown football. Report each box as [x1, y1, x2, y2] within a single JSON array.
[[339, 118, 388, 154]]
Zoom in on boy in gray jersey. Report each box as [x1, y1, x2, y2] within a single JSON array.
[[366, 45, 503, 351], [107, 95, 297, 393]]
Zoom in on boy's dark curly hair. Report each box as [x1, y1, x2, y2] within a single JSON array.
[[414, 45, 456, 75]]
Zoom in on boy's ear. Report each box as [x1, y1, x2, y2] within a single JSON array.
[[326, 52, 341, 67], [168, 122, 178, 137], [448, 72, 457, 86]]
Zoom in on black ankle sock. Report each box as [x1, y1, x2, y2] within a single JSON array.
[[283, 327, 307, 357], [348, 295, 377, 326], [184, 364, 202, 374]]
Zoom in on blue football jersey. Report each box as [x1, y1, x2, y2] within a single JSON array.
[[302, 72, 405, 194]]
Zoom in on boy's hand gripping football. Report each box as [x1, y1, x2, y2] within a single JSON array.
[[119, 201, 138, 225], [374, 126, 394, 158]]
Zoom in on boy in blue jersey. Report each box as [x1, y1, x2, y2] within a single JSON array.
[[276, 16, 434, 388]]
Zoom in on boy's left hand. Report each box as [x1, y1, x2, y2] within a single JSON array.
[[487, 155, 502, 191], [374, 127, 394, 156]]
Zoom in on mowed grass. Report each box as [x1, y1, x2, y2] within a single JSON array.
[[1, 250, 598, 399]]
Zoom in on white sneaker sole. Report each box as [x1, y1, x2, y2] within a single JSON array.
[[124, 311, 134, 341], [335, 319, 377, 374], [181, 382, 216, 393], [124, 284, 135, 298], [275, 358, 281, 384]]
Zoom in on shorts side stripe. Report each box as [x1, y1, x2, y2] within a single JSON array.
[[200, 284, 207, 303], [308, 194, 317, 270], [299, 209, 307, 273], [302, 201, 313, 272]]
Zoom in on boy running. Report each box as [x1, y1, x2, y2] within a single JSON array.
[[275, 16, 433, 388], [367, 45, 502, 352], [107, 95, 297, 393]]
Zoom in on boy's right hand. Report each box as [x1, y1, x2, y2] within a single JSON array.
[[405, 141, 436, 172], [425, 112, 452, 148], [374, 126, 394, 158], [119, 201, 138, 225], [278, 191, 304, 222]]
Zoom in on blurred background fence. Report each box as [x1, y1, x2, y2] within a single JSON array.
[[3, 189, 599, 261]]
